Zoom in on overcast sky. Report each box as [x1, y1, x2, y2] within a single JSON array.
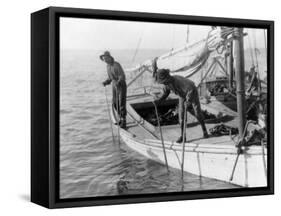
[[60, 17, 267, 51]]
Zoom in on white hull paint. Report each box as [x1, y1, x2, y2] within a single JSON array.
[[119, 128, 267, 188], [110, 101, 267, 188]]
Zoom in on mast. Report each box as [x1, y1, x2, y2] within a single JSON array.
[[226, 41, 234, 90], [233, 28, 246, 137]]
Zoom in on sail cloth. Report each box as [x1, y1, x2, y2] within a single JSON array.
[[156, 28, 225, 78], [125, 27, 234, 88], [157, 39, 210, 78]]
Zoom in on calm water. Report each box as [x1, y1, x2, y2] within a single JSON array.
[[59, 49, 247, 199]]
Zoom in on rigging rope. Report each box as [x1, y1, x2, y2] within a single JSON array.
[[247, 31, 255, 65], [252, 29, 262, 94], [263, 29, 267, 50], [263, 29, 267, 61], [130, 27, 147, 89], [171, 25, 175, 50], [131, 26, 146, 64], [186, 25, 190, 44], [247, 29, 262, 95], [131, 37, 143, 64], [253, 29, 260, 72]]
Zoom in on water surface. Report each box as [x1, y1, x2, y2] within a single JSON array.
[[59, 49, 248, 198]]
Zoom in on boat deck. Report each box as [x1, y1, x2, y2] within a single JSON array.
[[159, 123, 235, 144], [125, 94, 241, 146], [127, 120, 237, 145]]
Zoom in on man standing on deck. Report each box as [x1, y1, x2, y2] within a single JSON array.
[[100, 51, 127, 129], [153, 60, 209, 143]]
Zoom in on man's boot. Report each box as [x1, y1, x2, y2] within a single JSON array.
[[176, 136, 186, 143], [201, 123, 209, 138], [176, 121, 186, 143], [203, 131, 209, 138]]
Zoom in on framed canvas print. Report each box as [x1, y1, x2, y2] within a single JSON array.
[[31, 7, 274, 208]]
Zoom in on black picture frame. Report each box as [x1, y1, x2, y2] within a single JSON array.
[[31, 6, 274, 209]]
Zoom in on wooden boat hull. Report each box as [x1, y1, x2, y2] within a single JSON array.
[[119, 129, 267, 188], [110, 96, 267, 188]]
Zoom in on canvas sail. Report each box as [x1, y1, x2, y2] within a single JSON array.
[[157, 39, 210, 78], [157, 28, 225, 77], [126, 27, 234, 88]]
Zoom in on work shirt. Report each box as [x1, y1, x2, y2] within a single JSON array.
[[158, 75, 197, 102], [103, 61, 127, 118], [158, 75, 205, 126], [105, 61, 126, 85]]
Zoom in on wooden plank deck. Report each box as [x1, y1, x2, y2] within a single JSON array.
[[158, 123, 236, 145], [127, 116, 238, 146], [126, 94, 240, 146]]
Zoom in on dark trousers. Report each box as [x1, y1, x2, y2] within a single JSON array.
[[178, 89, 207, 136], [112, 80, 127, 119]]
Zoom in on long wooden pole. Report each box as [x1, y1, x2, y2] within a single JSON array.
[[226, 41, 234, 90], [104, 87, 116, 145], [152, 101, 169, 172], [233, 28, 246, 137], [181, 102, 187, 179], [116, 89, 121, 145]]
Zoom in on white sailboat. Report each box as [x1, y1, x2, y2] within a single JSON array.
[[109, 26, 267, 187]]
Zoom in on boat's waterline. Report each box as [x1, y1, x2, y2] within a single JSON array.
[[111, 96, 267, 188], [118, 127, 267, 187]]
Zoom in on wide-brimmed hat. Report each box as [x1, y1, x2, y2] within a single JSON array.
[[156, 69, 172, 84], [100, 51, 112, 61]]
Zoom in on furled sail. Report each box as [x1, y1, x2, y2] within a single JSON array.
[[156, 27, 225, 78], [157, 39, 209, 78], [126, 27, 234, 88]]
